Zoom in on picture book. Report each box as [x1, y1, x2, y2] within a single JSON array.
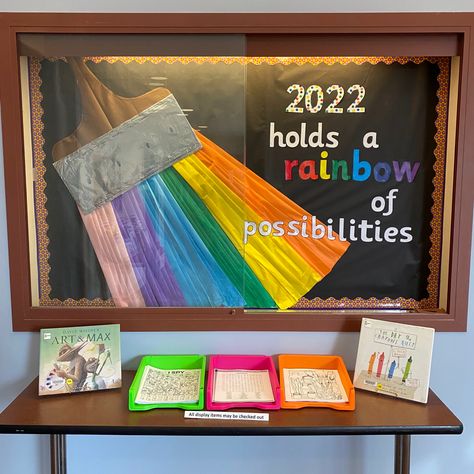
[[39, 324, 121, 396], [353, 318, 434, 403]]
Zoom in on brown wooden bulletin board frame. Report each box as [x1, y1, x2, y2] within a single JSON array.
[[0, 13, 473, 332]]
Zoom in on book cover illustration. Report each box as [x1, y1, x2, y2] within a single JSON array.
[[39, 324, 121, 396], [353, 318, 434, 403]]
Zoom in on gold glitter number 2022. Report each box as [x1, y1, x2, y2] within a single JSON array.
[[286, 84, 366, 114]]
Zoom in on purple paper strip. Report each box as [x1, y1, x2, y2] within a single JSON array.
[[112, 187, 186, 307]]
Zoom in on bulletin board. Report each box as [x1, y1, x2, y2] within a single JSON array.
[[0, 13, 472, 331]]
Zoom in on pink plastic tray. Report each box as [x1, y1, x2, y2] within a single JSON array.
[[206, 354, 281, 410]]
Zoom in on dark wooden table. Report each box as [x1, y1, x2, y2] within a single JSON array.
[[0, 371, 463, 474]]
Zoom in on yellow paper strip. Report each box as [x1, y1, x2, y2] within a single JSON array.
[[174, 155, 322, 309]]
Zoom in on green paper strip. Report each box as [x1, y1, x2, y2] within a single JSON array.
[[160, 167, 276, 309]]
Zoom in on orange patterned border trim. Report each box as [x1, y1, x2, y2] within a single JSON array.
[[81, 55, 443, 66]]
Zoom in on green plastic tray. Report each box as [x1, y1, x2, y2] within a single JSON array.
[[129, 354, 206, 411]]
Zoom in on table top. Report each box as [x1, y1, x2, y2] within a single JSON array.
[[0, 371, 463, 436]]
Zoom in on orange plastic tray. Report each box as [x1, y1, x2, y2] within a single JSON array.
[[278, 354, 355, 410]]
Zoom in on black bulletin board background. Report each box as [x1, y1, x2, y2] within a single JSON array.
[[36, 57, 442, 307], [246, 61, 440, 301]]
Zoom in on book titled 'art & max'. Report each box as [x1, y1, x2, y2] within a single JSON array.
[[39, 324, 121, 396]]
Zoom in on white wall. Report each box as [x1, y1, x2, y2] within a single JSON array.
[[3, 0, 474, 13], [1, 2, 473, 473]]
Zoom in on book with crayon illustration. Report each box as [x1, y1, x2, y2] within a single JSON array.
[[353, 318, 434, 403], [39, 324, 121, 396]]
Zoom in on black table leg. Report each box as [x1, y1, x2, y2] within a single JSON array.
[[50, 434, 67, 474], [394, 434, 411, 474]]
